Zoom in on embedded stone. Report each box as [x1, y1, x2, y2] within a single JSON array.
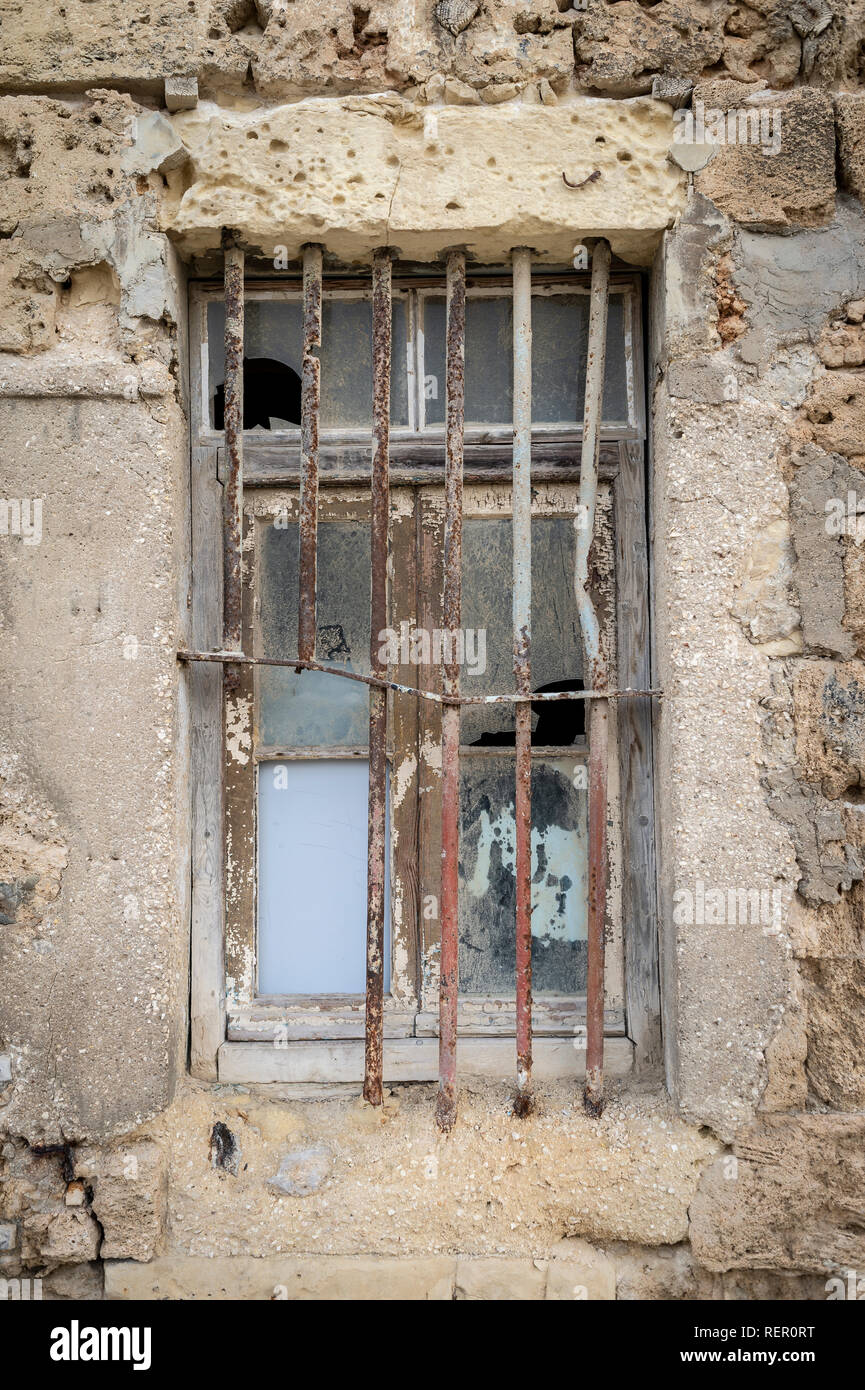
[[267, 1146, 332, 1197]]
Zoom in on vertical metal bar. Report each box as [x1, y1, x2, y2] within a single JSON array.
[[364, 247, 392, 1107], [436, 248, 465, 1134], [221, 228, 244, 661], [576, 239, 611, 1117], [512, 247, 533, 1118], [298, 244, 322, 665]]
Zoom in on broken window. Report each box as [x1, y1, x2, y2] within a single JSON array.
[[202, 279, 637, 438], [186, 254, 654, 1116]]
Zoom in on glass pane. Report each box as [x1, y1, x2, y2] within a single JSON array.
[[423, 295, 512, 426], [460, 516, 584, 746], [422, 290, 628, 427], [258, 759, 390, 994], [458, 757, 588, 995], [207, 296, 409, 430], [533, 293, 628, 424], [258, 518, 371, 747]]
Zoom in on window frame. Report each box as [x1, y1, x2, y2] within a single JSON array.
[[188, 267, 658, 1088], [190, 271, 645, 457]]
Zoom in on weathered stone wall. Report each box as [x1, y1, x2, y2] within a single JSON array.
[[1, 1, 864, 1299]]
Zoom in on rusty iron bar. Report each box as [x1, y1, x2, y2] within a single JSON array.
[[512, 247, 533, 1119], [576, 238, 612, 1118], [298, 244, 323, 666], [436, 248, 466, 1134], [221, 229, 244, 669], [364, 248, 393, 1108], [178, 648, 658, 703]]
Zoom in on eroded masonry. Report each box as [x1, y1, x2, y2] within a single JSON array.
[[2, 0, 865, 1301]]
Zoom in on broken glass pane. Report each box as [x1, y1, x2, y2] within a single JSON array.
[[458, 756, 588, 995], [460, 516, 584, 746], [258, 518, 371, 747], [207, 296, 409, 430]]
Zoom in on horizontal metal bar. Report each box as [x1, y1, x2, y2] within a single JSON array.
[[178, 649, 660, 703]]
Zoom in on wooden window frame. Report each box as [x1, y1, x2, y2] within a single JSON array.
[[188, 270, 659, 1088]]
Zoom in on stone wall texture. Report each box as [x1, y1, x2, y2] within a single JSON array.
[[1, 0, 864, 1301]]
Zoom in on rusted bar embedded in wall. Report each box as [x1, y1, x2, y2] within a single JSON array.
[[577, 238, 612, 1118], [221, 228, 245, 672], [298, 244, 323, 666], [363, 247, 393, 1108], [436, 248, 466, 1134], [512, 247, 534, 1119]]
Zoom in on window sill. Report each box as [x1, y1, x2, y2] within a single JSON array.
[[216, 1037, 634, 1085]]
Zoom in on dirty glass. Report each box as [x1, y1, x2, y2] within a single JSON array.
[[459, 516, 584, 746], [207, 296, 409, 430], [458, 756, 588, 995], [258, 518, 371, 747], [422, 291, 628, 427]]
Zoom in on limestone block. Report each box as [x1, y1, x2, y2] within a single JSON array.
[[21, 1209, 101, 1266], [694, 88, 836, 232], [802, 957, 865, 1110], [546, 1237, 615, 1300], [168, 94, 684, 266], [74, 1142, 167, 1262], [0, 93, 136, 238], [43, 1262, 104, 1301], [105, 1255, 457, 1300], [759, 1008, 808, 1113], [454, 1257, 547, 1300], [615, 1243, 719, 1300], [690, 1114, 865, 1273], [803, 371, 865, 459], [574, 0, 726, 98], [0, 2, 206, 89], [836, 93, 865, 202]]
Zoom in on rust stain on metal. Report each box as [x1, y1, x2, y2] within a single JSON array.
[[298, 244, 323, 667], [221, 227, 245, 684], [364, 247, 393, 1108], [512, 247, 533, 1119], [576, 239, 612, 1119], [584, 694, 609, 1119], [436, 248, 465, 1135]]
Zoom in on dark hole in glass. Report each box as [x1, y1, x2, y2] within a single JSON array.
[[531, 679, 586, 744], [469, 678, 585, 747], [213, 357, 302, 430]]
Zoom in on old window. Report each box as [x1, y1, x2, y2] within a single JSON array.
[[186, 257, 656, 1103]]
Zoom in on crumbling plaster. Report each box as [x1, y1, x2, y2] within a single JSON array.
[[2, 0, 865, 1300]]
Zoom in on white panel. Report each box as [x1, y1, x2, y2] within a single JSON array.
[[258, 760, 390, 994]]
